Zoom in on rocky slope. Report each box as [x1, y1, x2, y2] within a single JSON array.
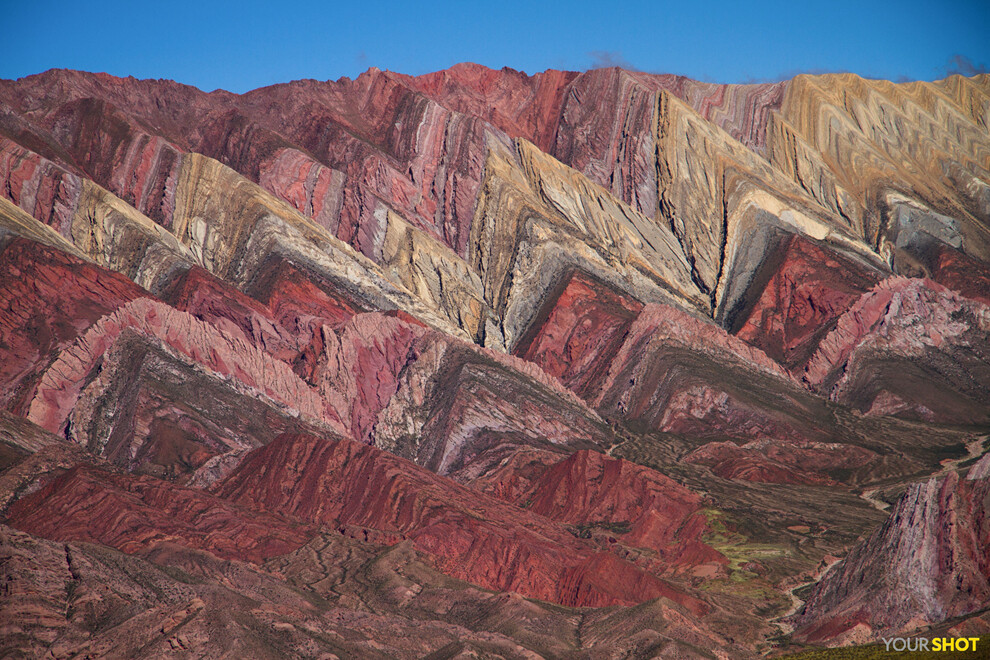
[[215, 433, 711, 611], [0, 64, 987, 657], [790, 454, 990, 645]]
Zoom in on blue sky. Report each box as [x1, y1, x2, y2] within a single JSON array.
[[1, 0, 987, 93]]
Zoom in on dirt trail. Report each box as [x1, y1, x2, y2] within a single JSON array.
[[858, 436, 987, 512], [773, 556, 843, 635]]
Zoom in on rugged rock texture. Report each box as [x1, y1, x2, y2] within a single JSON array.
[[514, 269, 644, 397], [733, 234, 885, 367], [0, 525, 584, 660], [585, 302, 822, 443], [0, 236, 149, 414], [215, 433, 704, 612], [682, 440, 882, 487], [769, 74, 990, 267], [483, 449, 724, 572], [470, 138, 706, 350], [6, 465, 315, 562], [26, 297, 340, 437], [0, 136, 194, 292], [927, 243, 990, 306], [3, 67, 986, 340], [161, 264, 301, 360], [0, 65, 988, 657], [373, 329, 611, 479], [792, 456, 990, 644], [0, 194, 89, 258], [804, 277, 990, 423], [249, 256, 373, 343]]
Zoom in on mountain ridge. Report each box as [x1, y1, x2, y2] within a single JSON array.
[[0, 63, 988, 658]]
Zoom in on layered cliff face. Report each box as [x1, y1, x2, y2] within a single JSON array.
[[770, 74, 990, 265], [214, 433, 711, 612], [804, 277, 990, 423], [791, 455, 990, 645], [0, 64, 988, 658]]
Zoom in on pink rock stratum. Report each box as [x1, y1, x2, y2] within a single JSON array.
[[0, 65, 988, 658]]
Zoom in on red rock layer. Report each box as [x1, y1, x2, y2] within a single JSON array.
[[238, 70, 498, 257], [792, 459, 990, 643], [683, 440, 881, 486], [509, 269, 843, 447], [512, 270, 807, 445], [311, 313, 428, 442], [214, 433, 706, 612], [5, 465, 314, 563], [0, 237, 148, 413], [26, 298, 340, 437], [161, 265, 300, 361], [256, 147, 345, 233], [930, 243, 990, 306], [734, 235, 883, 368], [0, 136, 82, 237], [581, 302, 821, 444], [0, 66, 789, 260], [595, 302, 796, 396], [514, 270, 643, 398], [399, 62, 579, 152], [488, 450, 724, 569], [246, 257, 367, 339], [39, 95, 182, 227], [803, 277, 990, 422], [407, 66, 784, 215], [552, 69, 785, 218]]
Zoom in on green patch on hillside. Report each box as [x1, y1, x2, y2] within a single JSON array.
[[698, 509, 790, 606]]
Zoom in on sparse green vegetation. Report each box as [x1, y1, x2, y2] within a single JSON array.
[[778, 644, 954, 659]]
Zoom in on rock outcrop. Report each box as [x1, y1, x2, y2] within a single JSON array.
[[733, 234, 885, 367], [214, 432, 705, 612], [804, 277, 990, 423], [6, 465, 315, 562], [482, 449, 725, 571], [0, 64, 988, 657], [792, 456, 990, 644], [0, 236, 149, 413]]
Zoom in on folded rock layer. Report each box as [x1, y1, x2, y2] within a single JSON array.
[[0, 64, 988, 658]]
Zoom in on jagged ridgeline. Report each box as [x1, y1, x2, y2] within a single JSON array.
[[0, 65, 988, 659]]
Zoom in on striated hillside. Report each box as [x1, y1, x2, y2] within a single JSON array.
[[0, 64, 988, 658]]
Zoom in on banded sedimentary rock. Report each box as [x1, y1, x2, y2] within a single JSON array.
[[733, 234, 885, 367], [215, 432, 705, 612], [513, 269, 645, 398], [380, 209, 498, 346], [0, 64, 988, 658], [371, 323, 611, 478], [0, 137, 194, 292], [6, 465, 315, 563], [0, 195, 89, 258], [480, 449, 724, 570], [792, 455, 990, 644], [769, 74, 990, 266], [161, 265, 302, 361], [26, 298, 340, 436], [0, 523, 547, 659], [167, 151, 476, 338], [470, 138, 706, 350], [0, 236, 149, 413], [654, 89, 885, 323], [804, 277, 990, 423], [682, 440, 882, 486]]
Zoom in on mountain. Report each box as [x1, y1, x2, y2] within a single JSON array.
[[0, 63, 988, 658]]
